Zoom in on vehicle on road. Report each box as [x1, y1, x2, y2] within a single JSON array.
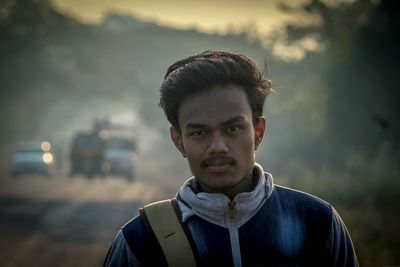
[[11, 141, 56, 177], [101, 137, 138, 181], [69, 121, 138, 181], [69, 132, 103, 178]]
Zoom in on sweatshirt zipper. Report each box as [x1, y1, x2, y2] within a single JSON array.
[[228, 200, 237, 221], [227, 200, 241, 267]]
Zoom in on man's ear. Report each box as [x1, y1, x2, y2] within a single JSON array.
[[170, 127, 186, 158], [254, 117, 266, 151]]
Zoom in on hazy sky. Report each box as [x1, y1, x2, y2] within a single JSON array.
[[50, 0, 307, 36]]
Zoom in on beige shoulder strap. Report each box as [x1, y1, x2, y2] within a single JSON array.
[[143, 199, 196, 267]]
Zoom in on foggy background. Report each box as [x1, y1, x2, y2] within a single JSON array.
[[0, 0, 399, 266]]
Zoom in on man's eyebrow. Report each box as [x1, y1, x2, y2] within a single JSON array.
[[221, 115, 246, 126], [185, 116, 246, 129], [185, 122, 207, 129]]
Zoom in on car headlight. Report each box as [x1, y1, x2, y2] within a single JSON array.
[[42, 152, 53, 164], [41, 141, 51, 152]]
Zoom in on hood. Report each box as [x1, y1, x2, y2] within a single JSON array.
[[177, 163, 274, 228]]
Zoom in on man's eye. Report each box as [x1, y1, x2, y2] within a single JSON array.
[[226, 126, 241, 133], [189, 130, 205, 136]]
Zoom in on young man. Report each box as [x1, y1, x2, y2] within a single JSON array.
[[104, 50, 359, 266]]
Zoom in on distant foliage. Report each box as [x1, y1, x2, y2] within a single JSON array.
[[278, 1, 400, 266], [279, 0, 400, 162]]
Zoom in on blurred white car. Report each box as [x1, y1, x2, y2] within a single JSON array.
[[11, 141, 55, 177], [101, 138, 137, 181]]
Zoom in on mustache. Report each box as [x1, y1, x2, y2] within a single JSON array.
[[201, 156, 236, 167]]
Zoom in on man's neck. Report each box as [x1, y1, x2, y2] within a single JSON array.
[[197, 168, 259, 200]]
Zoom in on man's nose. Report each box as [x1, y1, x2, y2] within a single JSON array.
[[207, 132, 229, 155]]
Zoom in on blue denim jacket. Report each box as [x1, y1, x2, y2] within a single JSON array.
[[104, 164, 358, 267]]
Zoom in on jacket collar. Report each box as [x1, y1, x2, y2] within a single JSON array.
[[177, 163, 274, 228]]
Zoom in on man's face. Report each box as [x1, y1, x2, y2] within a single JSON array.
[[171, 84, 266, 196]]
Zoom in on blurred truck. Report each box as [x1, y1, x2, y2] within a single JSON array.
[[69, 119, 138, 181], [69, 132, 103, 178]]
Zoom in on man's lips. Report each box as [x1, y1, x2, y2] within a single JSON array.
[[201, 156, 235, 172]]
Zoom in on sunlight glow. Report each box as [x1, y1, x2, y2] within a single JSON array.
[[272, 35, 326, 61], [50, 0, 308, 36]]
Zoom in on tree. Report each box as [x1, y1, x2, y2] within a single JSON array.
[[281, 0, 400, 162]]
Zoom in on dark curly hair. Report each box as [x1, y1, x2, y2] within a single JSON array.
[[159, 50, 272, 128]]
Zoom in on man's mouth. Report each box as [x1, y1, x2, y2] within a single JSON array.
[[202, 156, 235, 172]]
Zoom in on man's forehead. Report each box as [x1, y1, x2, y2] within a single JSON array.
[[178, 85, 252, 128]]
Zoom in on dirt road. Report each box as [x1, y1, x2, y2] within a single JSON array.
[[0, 176, 175, 267]]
